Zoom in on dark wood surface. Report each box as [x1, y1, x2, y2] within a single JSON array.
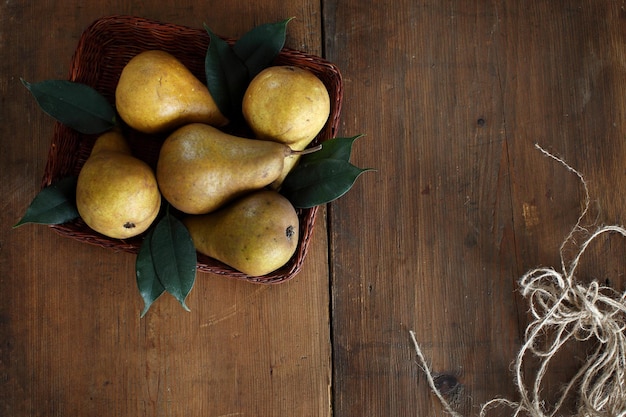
[[3, 1, 626, 416]]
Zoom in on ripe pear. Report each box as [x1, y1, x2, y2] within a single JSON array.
[[183, 190, 299, 276], [157, 123, 298, 215], [76, 130, 161, 239], [115, 50, 228, 134], [89, 128, 132, 155], [242, 65, 330, 187]]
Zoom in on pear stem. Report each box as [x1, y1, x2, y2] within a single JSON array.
[[290, 144, 323, 156]]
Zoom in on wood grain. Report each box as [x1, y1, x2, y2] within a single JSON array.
[[326, 1, 626, 415], [1, 2, 330, 417], [3, 1, 626, 416]]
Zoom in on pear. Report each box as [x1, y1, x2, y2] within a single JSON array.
[[89, 128, 131, 155], [242, 66, 330, 188], [157, 123, 297, 215], [115, 50, 228, 134], [76, 130, 161, 239], [183, 190, 299, 276]]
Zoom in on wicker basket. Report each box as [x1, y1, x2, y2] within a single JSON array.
[[41, 15, 343, 284]]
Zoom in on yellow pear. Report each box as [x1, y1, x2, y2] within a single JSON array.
[[183, 190, 299, 276], [242, 65, 330, 187], [115, 50, 228, 134], [157, 123, 296, 215], [89, 128, 131, 155], [76, 130, 161, 239]]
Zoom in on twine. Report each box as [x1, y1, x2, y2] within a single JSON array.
[[410, 144, 626, 417]]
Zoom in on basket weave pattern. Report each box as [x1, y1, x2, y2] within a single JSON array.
[[42, 15, 343, 284]]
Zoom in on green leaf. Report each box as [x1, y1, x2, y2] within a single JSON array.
[[281, 159, 373, 208], [233, 18, 293, 80], [14, 176, 80, 227], [21, 79, 116, 134], [204, 24, 249, 120], [135, 229, 166, 318], [149, 212, 197, 311], [302, 135, 365, 163]]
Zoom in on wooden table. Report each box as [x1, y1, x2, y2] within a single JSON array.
[[3, 1, 626, 416]]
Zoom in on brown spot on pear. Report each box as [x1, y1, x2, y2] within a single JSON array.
[[115, 50, 228, 134], [156, 123, 294, 215], [183, 190, 299, 276], [242, 65, 330, 188], [76, 130, 161, 239]]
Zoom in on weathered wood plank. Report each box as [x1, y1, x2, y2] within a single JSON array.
[[0, 2, 331, 416], [326, 1, 626, 415]]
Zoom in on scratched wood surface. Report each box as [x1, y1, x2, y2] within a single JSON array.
[[2, 1, 626, 416], [326, 1, 626, 416], [0, 2, 331, 417]]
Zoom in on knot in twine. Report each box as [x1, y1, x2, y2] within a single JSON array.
[[410, 145, 626, 417]]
